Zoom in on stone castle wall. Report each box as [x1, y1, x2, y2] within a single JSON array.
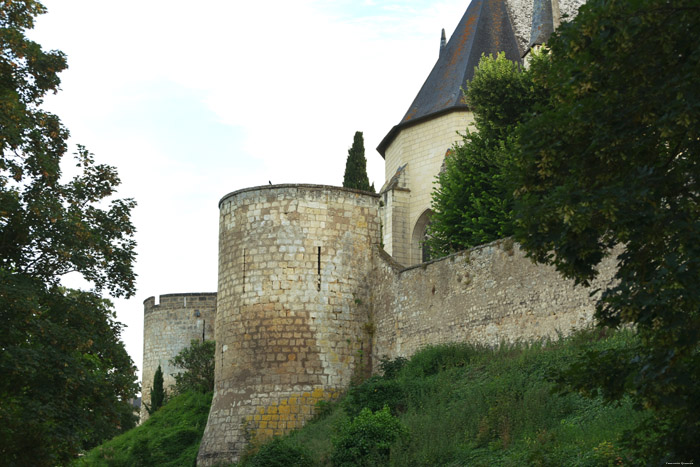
[[197, 184, 380, 465], [369, 239, 617, 366], [141, 293, 216, 421]]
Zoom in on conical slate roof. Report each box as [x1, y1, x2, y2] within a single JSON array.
[[377, 0, 521, 157], [529, 0, 554, 48]]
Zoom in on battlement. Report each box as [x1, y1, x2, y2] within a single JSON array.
[[143, 293, 217, 313]]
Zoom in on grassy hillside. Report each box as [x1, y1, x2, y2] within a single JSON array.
[[76, 391, 211, 466], [241, 329, 646, 466], [79, 330, 644, 466]]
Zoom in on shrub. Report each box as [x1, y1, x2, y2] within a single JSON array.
[[241, 437, 314, 467], [343, 376, 407, 418], [170, 339, 215, 395], [378, 356, 408, 379], [331, 406, 408, 466], [402, 343, 481, 378]]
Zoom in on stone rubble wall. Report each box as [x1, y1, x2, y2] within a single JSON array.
[[141, 293, 216, 421], [197, 185, 380, 465], [370, 239, 617, 368]]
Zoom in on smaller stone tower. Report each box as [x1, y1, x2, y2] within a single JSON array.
[[141, 293, 216, 421]]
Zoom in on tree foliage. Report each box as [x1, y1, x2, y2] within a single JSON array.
[[170, 339, 215, 395], [147, 365, 166, 415], [426, 52, 546, 256], [331, 405, 408, 467], [342, 131, 373, 192], [514, 0, 700, 462], [0, 1, 138, 464], [0, 277, 139, 465]]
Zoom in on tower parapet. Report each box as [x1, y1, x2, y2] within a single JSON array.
[[141, 292, 216, 421]]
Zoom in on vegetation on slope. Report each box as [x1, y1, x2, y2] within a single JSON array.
[[77, 339, 217, 465], [240, 329, 647, 466], [428, 0, 700, 461], [75, 390, 212, 467]]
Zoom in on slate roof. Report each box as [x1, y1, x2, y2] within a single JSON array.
[[377, 0, 522, 157], [529, 0, 554, 49]]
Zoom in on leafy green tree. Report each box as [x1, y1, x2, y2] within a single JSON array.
[[514, 0, 700, 462], [426, 52, 547, 256], [170, 339, 215, 395], [0, 1, 138, 464], [342, 131, 373, 192]]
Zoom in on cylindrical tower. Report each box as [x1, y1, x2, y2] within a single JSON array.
[[198, 185, 380, 465], [141, 292, 216, 421]]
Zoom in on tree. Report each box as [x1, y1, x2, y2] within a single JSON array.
[[342, 131, 373, 192], [514, 0, 700, 461], [170, 339, 215, 395], [426, 52, 547, 256], [0, 1, 138, 464], [147, 365, 166, 414]]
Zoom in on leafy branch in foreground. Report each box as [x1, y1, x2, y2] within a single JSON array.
[[514, 0, 700, 462], [0, 1, 138, 464]]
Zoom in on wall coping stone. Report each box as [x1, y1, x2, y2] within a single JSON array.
[[143, 292, 218, 306], [219, 184, 380, 207], [397, 237, 514, 275]]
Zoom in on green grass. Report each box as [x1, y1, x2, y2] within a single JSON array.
[[75, 391, 212, 466], [82, 330, 646, 466], [242, 328, 646, 466]]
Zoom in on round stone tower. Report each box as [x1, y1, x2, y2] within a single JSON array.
[[141, 292, 216, 421], [197, 185, 380, 465]]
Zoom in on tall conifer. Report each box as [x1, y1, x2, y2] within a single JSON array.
[[148, 365, 166, 414], [343, 131, 373, 192]]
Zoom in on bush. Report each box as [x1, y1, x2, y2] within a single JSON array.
[[378, 356, 408, 379], [343, 376, 407, 418], [170, 339, 215, 395], [241, 437, 314, 467], [402, 343, 481, 378], [331, 406, 408, 467]]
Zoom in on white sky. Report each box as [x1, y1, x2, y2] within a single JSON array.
[[31, 0, 468, 384]]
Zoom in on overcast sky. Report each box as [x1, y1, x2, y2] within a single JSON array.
[[31, 0, 468, 383]]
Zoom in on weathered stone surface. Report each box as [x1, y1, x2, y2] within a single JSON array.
[[382, 111, 476, 266], [141, 293, 216, 421], [370, 239, 617, 366], [197, 185, 380, 465]]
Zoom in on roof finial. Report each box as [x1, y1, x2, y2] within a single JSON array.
[[440, 28, 446, 54]]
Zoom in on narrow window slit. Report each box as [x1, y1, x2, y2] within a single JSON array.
[[243, 249, 246, 293], [317, 246, 321, 291]]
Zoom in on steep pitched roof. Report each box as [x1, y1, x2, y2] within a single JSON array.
[[529, 0, 554, 49], [377, 0, 521, 157]]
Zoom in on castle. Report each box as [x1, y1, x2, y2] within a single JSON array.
[[139, 1, 607, 464]]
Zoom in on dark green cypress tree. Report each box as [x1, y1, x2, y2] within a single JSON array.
[[343, 131, 373, 192], [147, 364, 166, 414]]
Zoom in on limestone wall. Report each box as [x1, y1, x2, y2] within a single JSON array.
[[141, 293, 216, 421], [198, 184, 380, 465], [383, 111, 476, 265], [370, 239, 617, 366]]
